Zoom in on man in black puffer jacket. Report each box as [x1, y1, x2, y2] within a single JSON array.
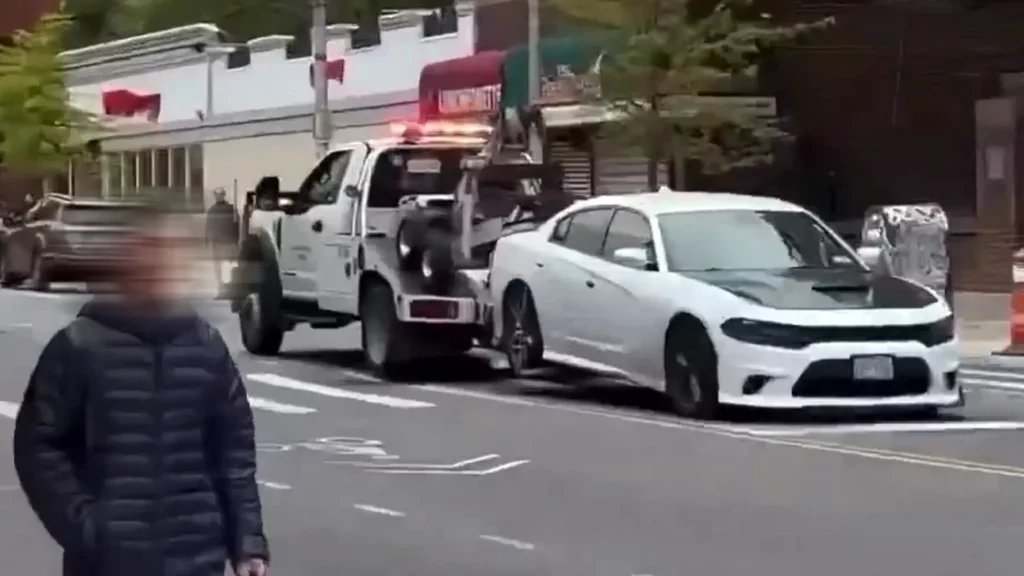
[[12, 206, 269, 576]]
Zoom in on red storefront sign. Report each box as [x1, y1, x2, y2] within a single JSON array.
[[308, 58, 346, 87], [101, 89, 161, 121], [418, 51, 505, 121]]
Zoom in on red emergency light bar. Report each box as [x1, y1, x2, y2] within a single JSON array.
[[390, 120, 493, 140]]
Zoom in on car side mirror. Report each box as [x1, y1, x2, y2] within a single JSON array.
[[613, 247, 657, 271], [344, 184, 361, 199]]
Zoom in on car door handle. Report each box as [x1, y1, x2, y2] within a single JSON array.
[[585, 280, 594, 288], [536, 262, 544, 268], [311, 220, 323, 232]]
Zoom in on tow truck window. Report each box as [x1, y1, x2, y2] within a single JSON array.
[[367, 148, 479, 208], [302, 151, 352, 204]]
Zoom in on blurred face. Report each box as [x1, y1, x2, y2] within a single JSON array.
[[116, 219, 190, 304]]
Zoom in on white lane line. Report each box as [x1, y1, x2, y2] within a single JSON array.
[[962, 369, 1024, 381], [413, 385, 1024, 479], [479, 534, 535, 551], [246, 373, 434, 408], [353, 504, 406, 517], [247, 396, 317, 415], [351, 454, 498, 469], [730, 421, 1024, 437], [256, 479, 291, 490], [0, 401, 19, 419]]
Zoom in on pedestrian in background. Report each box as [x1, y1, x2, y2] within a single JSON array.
[[206, 188, 239, 288], [12, 203, 270, 576]]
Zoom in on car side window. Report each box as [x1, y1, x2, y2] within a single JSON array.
[[602, 209, 656, 267], [560, 208, 614, 257], [300, 150, 352, 204], [550, 216, 572, 243]]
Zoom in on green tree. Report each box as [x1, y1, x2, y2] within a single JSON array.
[[551, 0, 831, 188], [0, 11, 99, 180], [63, 0, 145, 49]]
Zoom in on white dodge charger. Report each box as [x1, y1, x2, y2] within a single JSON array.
[[488, 188, 961, 418]]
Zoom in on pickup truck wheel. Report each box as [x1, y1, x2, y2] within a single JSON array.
[[361, 282, 410, 379], [28, 252, 49, 292], [239, 292, 284, 355]]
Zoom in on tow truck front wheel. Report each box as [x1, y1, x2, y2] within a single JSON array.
[[239, 291, 284, 355], [361, 282, 411, 379]]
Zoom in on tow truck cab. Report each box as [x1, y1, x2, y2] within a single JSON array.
[[231, 118, 565, 374]]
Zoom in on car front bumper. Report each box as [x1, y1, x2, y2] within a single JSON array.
[[716, 336, 962, 410]]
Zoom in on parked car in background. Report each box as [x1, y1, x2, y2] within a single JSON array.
[[0, 194, 141, 291]]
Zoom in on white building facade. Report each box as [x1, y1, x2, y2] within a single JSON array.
[[61, 4, 475, 210]]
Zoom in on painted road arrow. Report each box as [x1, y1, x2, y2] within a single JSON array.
[[334, 454, 529, 476]]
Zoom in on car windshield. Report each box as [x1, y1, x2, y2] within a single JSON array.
[[61, 205, 137, 226], [658, 209, 862, 272]]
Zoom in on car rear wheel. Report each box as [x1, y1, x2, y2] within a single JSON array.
[[501, 283, 544, 378], [664, 320, 720, 419], [0, 251, 15, 287]]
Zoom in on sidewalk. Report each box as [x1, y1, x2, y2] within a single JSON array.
[[955, 292, 1009, 357]]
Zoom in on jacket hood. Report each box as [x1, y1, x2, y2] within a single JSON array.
[[78, 297, 200, 344], [683, 267, 939, 310]]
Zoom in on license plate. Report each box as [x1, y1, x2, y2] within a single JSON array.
[[852, 355, 894, 380]]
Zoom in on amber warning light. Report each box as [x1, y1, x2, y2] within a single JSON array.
[[390, 121, 493, 141]]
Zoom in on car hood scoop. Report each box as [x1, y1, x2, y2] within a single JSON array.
[[683, 268, 937, 310]]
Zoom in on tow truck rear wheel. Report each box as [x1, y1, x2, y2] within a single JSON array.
[[361, 281, 412, 379]]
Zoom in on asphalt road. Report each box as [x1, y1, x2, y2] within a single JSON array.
[[4, 285, 1024, 575]]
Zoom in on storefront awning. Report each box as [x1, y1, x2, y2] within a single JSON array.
[[419, 51, 505, 120], [101, 89, 161, 121], [502, 35, 609, 110]]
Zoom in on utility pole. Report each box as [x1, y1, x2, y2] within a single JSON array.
[[526, 0, 542, 163], [311, 0, 332, 158]]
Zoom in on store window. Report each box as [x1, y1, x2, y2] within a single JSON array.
[[155, 148, 170, 192], [422, 4, 457, 37], [123, 152, 138, 197], [71, 156, 102, 198], [138, 150, 153, 196], [171, 147, 187, 194], [188, 144, 204, 208], [104, 153, 124, 198]]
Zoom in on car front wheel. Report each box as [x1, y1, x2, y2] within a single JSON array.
[[664, 319, 720, 419]]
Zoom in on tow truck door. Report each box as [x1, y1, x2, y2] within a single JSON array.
[[315, 144, 370, 313], [279, 146, 364, 298]]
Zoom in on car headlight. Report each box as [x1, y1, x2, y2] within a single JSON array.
[[397, 225, 413, 259], [923, 314, 955, 347], [720, 318, 813, 349]]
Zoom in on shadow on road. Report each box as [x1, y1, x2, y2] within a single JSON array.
[[276, 348, 503, 384]]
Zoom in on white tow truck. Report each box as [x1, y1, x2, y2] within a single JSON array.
[[228, 111, 569, 377]]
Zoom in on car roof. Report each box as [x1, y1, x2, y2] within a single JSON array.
[[576, 189, 806, 216]]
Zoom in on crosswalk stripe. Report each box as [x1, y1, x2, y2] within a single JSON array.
[[247, 396, 316, 414], [246, 373, 435, 408], [0, 400, 18, 419]]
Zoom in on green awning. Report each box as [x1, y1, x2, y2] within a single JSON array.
[[502, 35, 609, 109]]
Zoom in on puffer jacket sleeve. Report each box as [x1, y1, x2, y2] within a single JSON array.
[[13, 329, 98, 554], [207, 326, 269, 564]]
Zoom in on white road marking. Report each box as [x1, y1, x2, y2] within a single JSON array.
[[413, 385, 1024, 479], [247, 396, 317, 414], [353, 504, 406, 517], [256, 479, 291, 490], [338, 369, 382, 383], [350, 454, 498, 469], [0, 400, 19, 419], [479, 535, 535, 550], [246, 373, 434, 408], [370, 460, 530, 476], [728, 421, 1024, 437], [416, 384, 537, 406]]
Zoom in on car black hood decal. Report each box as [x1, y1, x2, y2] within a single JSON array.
[[683, 268, 938, 310]]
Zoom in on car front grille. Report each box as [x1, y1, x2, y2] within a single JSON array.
[[791, 358, 932, 398]]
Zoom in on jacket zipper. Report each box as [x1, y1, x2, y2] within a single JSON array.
[[154, 348, 165, 560]]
